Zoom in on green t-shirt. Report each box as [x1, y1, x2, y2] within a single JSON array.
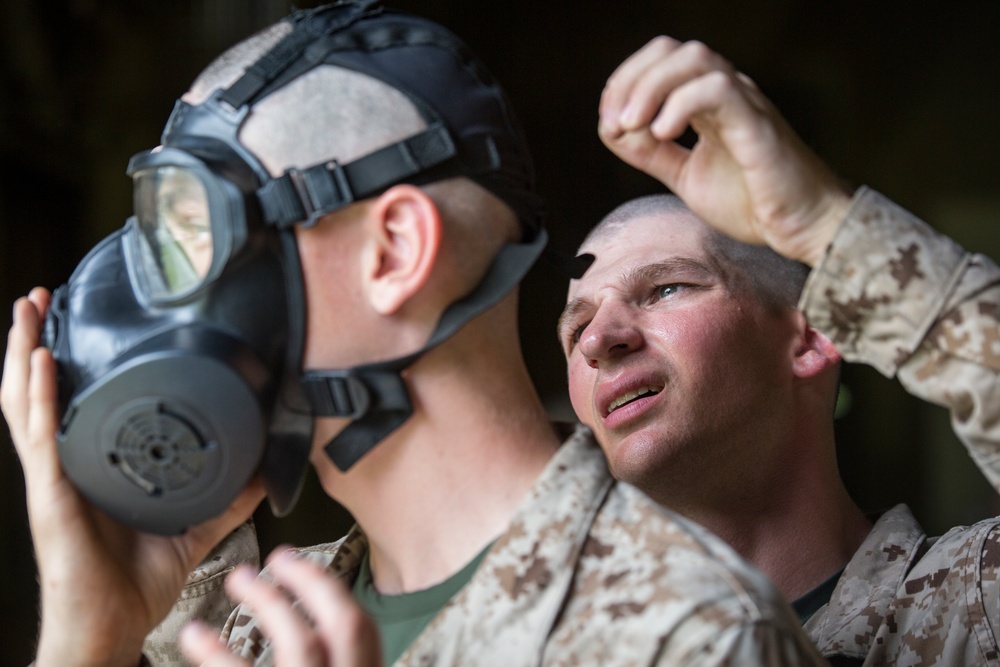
[[352, 543, 493, 666]]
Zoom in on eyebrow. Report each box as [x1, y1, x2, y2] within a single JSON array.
[[557, 257, 715, 338]]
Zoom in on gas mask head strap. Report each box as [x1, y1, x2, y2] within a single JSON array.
[[303, 227, 546, 471], [218, 0, 383, 110], [256, 121, 508, 230], [215, 0, 546, 472]]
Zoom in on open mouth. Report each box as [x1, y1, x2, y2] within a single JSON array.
[[606, 385, 661, 415]]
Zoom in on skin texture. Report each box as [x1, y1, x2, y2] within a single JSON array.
[[3, 32, 556, 667], [4, 137, 549, 667], [562, 35, 872, 602], [1, 289, 266, 667], [562, 205, 871, 603], [179, 551, 383, 667], [3, 28, 863, 666], [597, 36, 852, 267], [561, 212, 805, 508]]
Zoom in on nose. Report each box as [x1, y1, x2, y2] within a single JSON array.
[[578, 302, 642, 369]]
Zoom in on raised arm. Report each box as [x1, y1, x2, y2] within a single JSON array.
[[800, 188, 1000, 490], [598, 35, 1000, 492]]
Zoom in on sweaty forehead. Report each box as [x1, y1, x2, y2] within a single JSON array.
[[559, 215, 719, 342], [574, 212, 710, 288]]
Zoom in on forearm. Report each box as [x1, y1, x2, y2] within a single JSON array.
[[31, 521, 259, 667], [800, 187, 1000, 489]]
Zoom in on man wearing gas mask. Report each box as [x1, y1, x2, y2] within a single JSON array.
[[0, 3, 826, 666]]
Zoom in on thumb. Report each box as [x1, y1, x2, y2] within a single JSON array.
[[21, 347, 64, 489]]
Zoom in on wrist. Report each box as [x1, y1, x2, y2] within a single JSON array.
[[799, 187, 852, 267], [35, 621, 146, 667], [783, 185, 853, 268]]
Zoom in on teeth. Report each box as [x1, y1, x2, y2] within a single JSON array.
[[607, 386, 658, 414]]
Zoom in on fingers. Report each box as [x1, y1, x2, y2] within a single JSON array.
[[2, 290, 62, 485], [599, 37, 737, 141], [598, 37, 757, 192], [600, 36, 682, 137], [265, 551, 382, 667], [601, 126, 693, 191], [180, 621, 250, 667], [650, 68, 759, 141], [27, 286, 52, 320], [23, 347, 62, 483], [220, 552, 382, 667], [601, 37, 853, 264], [2, 295, 44, 433], [225, 563, 327, 665]]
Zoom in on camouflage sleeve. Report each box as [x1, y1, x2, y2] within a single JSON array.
[[140, 520, 260, 666], [799, 186, 1000, 490]]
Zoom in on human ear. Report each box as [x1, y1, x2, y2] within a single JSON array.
[[362, 185, 442, 315], [790, 311, 841, 379]]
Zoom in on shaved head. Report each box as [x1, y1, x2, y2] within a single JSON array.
[[585, 194, 810, 312], [184, 22, 425, 176], [181, 20, 518, 289]]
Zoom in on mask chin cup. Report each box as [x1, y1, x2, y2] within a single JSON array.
[[259, 373, 315, 516]]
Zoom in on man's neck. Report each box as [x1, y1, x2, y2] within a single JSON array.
[[313, 347, 561, 595], [660, 461, 872, 601]]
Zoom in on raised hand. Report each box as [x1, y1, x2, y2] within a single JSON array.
[[599, 36, 852, 266], [1, 287, 265, 667]]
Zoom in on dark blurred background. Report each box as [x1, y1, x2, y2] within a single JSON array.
[[2, 1, 999, 663]]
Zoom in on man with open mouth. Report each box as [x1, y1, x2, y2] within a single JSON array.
[[562, 35, 1000, 666]]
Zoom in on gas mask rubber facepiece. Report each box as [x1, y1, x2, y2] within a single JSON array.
[[45, 108, 312, 535], [45, 0, 546, 535]]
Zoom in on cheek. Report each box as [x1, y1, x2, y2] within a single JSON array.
[[299, 262, 342, 367], [681, 307, 791, 390], [295, 233, 362, 368], [654, 303, 741, 355], [566, 356, 596, 425]]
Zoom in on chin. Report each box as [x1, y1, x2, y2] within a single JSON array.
[[601, 431, 667, 491]]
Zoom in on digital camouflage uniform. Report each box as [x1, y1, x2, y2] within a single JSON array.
[[799, 187, 1000, 665], [140, 186, 1000, 666], [145, 428, 824, 666]]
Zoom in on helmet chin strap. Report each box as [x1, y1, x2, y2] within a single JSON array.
[[301, 228, 547, 471]]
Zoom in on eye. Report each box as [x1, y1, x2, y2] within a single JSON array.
[[656, 283, 686, 299], [563, 320, 590, 352]]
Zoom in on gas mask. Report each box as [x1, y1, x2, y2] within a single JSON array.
[[44, 0, 546, 535], [45, 115, 312, 535]]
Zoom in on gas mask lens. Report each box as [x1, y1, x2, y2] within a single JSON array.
[[133, 165, 214, 298], [125, 147, 247, 305]]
